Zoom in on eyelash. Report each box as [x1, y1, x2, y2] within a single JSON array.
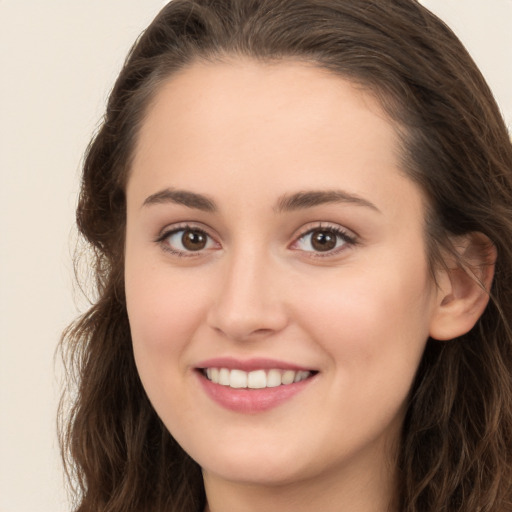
[[155, 223, 358, 258], [292, 224, 358, 258], [155, 223, 218, 258]]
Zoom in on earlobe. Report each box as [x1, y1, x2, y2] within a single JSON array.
[[429, 232, 496, 341]]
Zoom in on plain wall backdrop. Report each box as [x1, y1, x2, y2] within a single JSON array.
[[0, 1, 510, 511]]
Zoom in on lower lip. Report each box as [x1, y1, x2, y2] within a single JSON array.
[[197, 372, 315, 413]]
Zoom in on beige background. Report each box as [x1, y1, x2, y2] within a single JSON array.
[[0, 1, 510, 511]]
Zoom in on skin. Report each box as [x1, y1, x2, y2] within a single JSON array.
[[124, 60, 471, 511]]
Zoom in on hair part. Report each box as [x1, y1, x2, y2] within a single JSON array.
[[60, 1, 512, 511]]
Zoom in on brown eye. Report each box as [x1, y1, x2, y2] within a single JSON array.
[[310, 229, 337, 251], [182, 229, 207, 251], [161, 227, 216, 255], [293, 226, 354, 255]]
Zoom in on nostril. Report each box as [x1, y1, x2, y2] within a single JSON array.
[[207, 315, 287, 342]]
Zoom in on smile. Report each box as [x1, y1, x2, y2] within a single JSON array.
[[203, 368, 313, 389], [196, 360, 318, 413]]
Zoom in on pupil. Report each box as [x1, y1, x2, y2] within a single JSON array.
[[182, 230, 206, 251], [311, 230, 336, 251]]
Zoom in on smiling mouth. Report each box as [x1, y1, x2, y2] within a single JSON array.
[[200, 368, 315, 389]]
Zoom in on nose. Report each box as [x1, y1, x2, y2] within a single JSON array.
[[206, 248, 289, 342]]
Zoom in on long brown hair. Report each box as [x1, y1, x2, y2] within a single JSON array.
[[59, 1, 512, 510]]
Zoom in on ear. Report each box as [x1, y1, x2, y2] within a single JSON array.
[[429, 232, 496, 341]]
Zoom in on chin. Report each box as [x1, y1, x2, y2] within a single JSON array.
[[202, 458, 309, 487], [194, 437, 329, 488]]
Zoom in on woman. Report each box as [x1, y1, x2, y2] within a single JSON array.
[[60, 0, 512, 511]]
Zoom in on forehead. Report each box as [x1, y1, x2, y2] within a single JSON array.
[[133, 58, 399, 165], [128, 59, 422, 222]]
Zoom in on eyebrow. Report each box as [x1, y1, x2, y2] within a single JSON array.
[[142, 188, 217, 212], [275, 190, 381, 213], [142, 187, 380, 214]]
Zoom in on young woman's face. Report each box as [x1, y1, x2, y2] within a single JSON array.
[[125, 60, 441, 494]]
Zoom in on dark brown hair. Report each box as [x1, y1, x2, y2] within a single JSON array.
[[59, 1, 512, 511]]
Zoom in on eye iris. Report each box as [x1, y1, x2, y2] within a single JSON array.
[[182, 230, 207, 251], [311, 229, 337, 251]]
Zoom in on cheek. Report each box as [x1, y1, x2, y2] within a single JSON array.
[[294, 261, 433, 385], [299, 269, 432, 438], [124, 246, 212, 378], [125, 259, 213, 429], [126, 274, 208, 358]]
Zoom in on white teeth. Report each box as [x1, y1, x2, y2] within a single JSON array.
[[218, 368, 230, 386], [210, 367, 219, 383], [247, 370, 267, 389], [203, 367, 313, 388], [294, 370, 310, 382], [230, 369, 248, 388], [281, 370, 295, 385], [267, 369, 282, 388]]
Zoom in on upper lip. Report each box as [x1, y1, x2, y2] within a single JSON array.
[[195, 357, 315, 372]]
